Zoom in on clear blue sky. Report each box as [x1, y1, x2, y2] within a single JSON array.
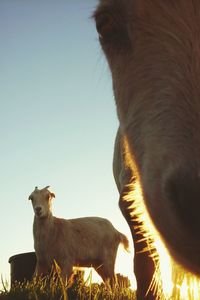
[[0, 0, 134, 285]]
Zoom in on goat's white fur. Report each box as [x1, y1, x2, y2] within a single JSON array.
[[29, 186, 129, 284]]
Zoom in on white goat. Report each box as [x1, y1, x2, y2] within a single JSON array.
[[28, 186, 129, 284]]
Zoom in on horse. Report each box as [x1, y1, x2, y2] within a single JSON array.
[[94, 1, 200, 299]]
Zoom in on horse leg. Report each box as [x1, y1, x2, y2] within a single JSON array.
[[119, 186, 156, 300]]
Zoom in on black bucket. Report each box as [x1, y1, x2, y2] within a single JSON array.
[[8, 252, 37, 285]]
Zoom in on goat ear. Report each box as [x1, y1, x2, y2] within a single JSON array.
[[28, 195, 32, 201], [50, 192, 55, 199]]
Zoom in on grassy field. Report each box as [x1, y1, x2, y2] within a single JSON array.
[[0, 271, 136, 300]]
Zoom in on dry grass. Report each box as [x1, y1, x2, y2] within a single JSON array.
[[0, 269, 136, 300]]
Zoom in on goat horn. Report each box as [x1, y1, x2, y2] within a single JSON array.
[[45, 185, 50, 189]]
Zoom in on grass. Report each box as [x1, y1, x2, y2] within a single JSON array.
[[0, 271, 136, 300]]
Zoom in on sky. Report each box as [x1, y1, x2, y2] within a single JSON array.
[[0, 0, 135, 287]]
